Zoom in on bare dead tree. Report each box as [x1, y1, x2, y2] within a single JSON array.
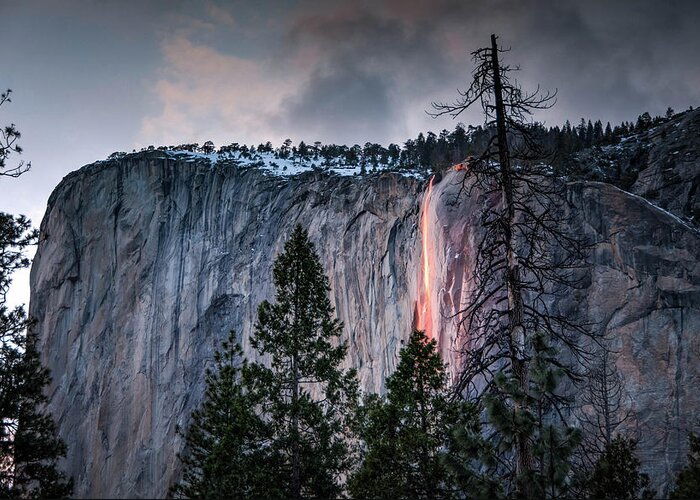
[[0, 90, 30, 178], [564, 339, 635, 499], [431, 34, 596, 494], [578, 341, 631, 461]]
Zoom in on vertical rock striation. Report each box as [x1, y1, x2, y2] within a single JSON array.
[[31, 153, 422, 498]]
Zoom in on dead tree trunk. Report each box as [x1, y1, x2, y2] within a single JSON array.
[[490, 33, 533, 480]]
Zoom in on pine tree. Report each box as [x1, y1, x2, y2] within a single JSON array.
[[1, 91, 72, 497], [246, 224, 357, 498], [170, 331, 272, 499], [604, 122, 613, 142], [593, 120, 604, 144], [670, 429, 700, 499], [441, 423, 502, 500], [1, 285, 73, 498], [349, 330, 474, 499], [587, 436, 654, 500], [1, 90, 30, 178], [585, 120, 594, 147], [636, 112, 652, 131], [483, 333, 582, 498], [1, 336, 73, 498]]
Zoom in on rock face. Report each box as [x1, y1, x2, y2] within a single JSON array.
[[31, 155, 423, 498], [31, 124, 700, 497], [571, 108, 700, 223], [426, 174, 700, 495]]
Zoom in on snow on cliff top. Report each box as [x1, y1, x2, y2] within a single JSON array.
[[104, 148, 426, 179]]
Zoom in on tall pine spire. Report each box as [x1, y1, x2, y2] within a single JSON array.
[[247, 224, 358, 498]]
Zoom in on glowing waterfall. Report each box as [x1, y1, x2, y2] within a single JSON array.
[[416, 177, 435, 340]]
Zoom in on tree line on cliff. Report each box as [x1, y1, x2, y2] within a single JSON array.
[[119, 106, 686, 182]]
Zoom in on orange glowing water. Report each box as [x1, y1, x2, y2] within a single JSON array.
[[417, 176, 434, 340]]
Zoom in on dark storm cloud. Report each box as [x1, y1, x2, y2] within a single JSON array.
[[130, 0, 700, 147], [508, 0, 700, 123], [283, 69, 394, 144], [278, 5, 459, 143], [276, 0, 700, 141], [5, 0, 700, 168], [277, 2, 472, 143]]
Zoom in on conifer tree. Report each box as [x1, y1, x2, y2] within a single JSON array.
[[170, 331, 272, 499], [0, 224, 73, 497], [670, 429, 700, 499], [441, 423, 502, 500], [349, 330, 474, 499], [482, 333, 581, 498], [1, 89, 30, 178], [587, 436, 654, 500], [246, 224, 357, 499], [1, 91, 72, 498], [1, 336, 73, 498]]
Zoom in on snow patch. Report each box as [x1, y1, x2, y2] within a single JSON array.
[[109, 149, 427, 180]]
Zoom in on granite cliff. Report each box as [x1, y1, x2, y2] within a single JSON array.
[[30, 111, 700, 498]]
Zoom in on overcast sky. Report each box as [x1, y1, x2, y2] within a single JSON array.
[[1, 0, 699, 305]]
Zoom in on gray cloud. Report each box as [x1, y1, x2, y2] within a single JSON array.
[[281, 69, 395, 145], [129, 0, 700, 147], [277, 5, 460, 143], [3, 0, 699, 158], [274, 0, 700, 140]]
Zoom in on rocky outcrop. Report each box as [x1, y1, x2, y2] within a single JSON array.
[[31, 146, 700, 497], [630, 110, 700, 223], [571, 108, 700, 224]]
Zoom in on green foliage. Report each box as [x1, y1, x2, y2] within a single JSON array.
[[0, 211, 71, 496], [526, 334, 582, 498], [245, 224, 358, 498], [170, 331, 272, 498], [587, 436, 653, 500], [670, 429, 700, 499], [349, 330, 475, 499], [441, 423, 503, 500], [173, 225, 356, 498], [476, 334, 582, 499], [0, 88, 72, 497], [1, 337, 73, 498], [0, 213, 36, 298], [443, 339, 587, 500]]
